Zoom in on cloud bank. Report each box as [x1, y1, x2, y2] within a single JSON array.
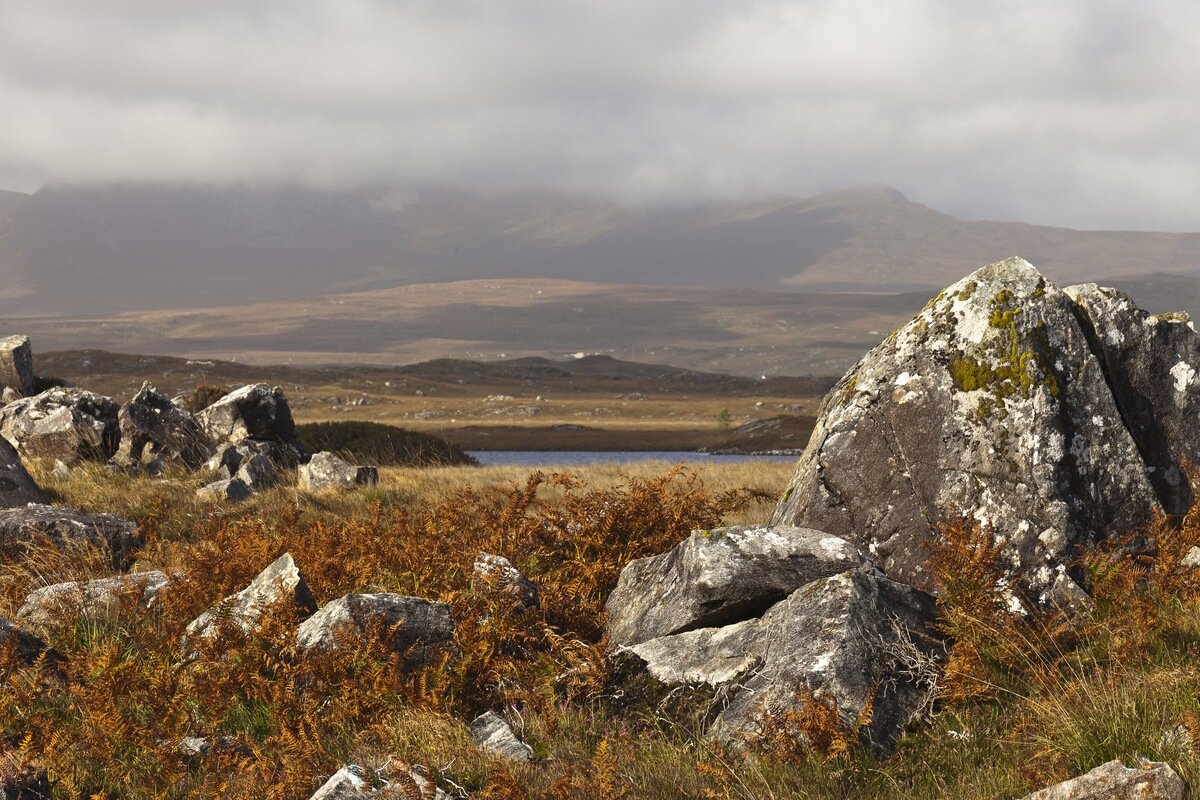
[[2, 0, 1198, 230]]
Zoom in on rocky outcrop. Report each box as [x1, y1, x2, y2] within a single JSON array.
[[606, 525, 861, 647], [297, 452, 379, 492], [470, 711, 535, 762], [1017, 759, 1184, 799], [0, 504, 139, 568], [0, 387, 121, 463], [186, 553, 316, 641], [0, 617, 60, 668], [115, 382, 214, 470], [1066, 284, 1200, 514], [196, 383, 301, 452], [295, 593, 454, 669], [472, 553, 539, 612], [0, 335, 35, 398], [0, 436, 49, 508], [772, 258, 1161, 598], [17, 571, 169, 639]]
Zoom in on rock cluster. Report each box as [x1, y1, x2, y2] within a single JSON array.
[[609, 257, 1200, 758]]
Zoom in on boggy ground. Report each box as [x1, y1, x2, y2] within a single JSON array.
[[2, 459, 1200, 799]]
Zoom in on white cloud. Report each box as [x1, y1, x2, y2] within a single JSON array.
[[1, 0, 1198, 229]]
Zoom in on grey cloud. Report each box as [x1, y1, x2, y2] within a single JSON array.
[[1, 0, 1198, 230]]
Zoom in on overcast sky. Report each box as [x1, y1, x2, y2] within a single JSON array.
[[1, 0, 1197, 231]]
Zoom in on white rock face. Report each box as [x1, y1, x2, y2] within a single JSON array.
[[772, 258, 1160, 597], [1016, 758, 1184, 800], [186, 553, 316, 641]]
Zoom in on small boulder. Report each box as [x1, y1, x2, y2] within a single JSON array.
[[236, 453, 278, 491], [0, 504, 139, 568], [186, 553, 317, 641], [195, 477, 253, 503], [472, 553, 539, 611], [196, 383, 301, 448], [0, 387, 121, 463], [17, 571, 169, 639], [298, 451, 379, 492], [606, 525, 861, 647], [116, 382, 214, 470], [1016, 758, 1184, 800], [177, 735, 249, 759], [0, 335, 35, 398], [469, 711, 535, 762], [50, 459, 72, 481], [0, 436, 49, 508], [708, 568, 943, 755], [309, 765, 449, 800], [295, 593, 454, 669]]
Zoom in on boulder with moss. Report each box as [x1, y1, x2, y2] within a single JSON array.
[[772, 258, 1160, 599]]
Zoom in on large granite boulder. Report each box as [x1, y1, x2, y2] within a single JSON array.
[[1016, 759, 1184, 799], [115, 382, 214, 470], [0, 335, 35, 397], [196, 383, 301, 450], [0, 436, 49, 508], [186, 553, 316, 641], [17, 571, 169, 639], [1066, 284, 1200, 514], [0, 387, 121, 463], [0, 504, 139, 568], [772, 258, 1159, 598], [295, 593, 454, 669], [606, 524, 861, 647]]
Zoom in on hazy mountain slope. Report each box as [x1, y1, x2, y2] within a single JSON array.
[[2, 183, 1198, 316]]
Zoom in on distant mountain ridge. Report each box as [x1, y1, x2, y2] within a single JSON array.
[[1, 183, 1198, 315]]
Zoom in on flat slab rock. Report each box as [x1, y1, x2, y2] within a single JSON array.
[[0, 504, 139, 568], [1016, 759, 1184, 799], [17, 571, 168, 640], [0, 435, 49, 508], [606, 524, 861, 647], [469, 711, 535, 762], [772, 258, 1161, 598], [618, 567, 942, 756], [309, 765, 449, 800], [186, 553, 316, 641], [295, 593, 454, 669]]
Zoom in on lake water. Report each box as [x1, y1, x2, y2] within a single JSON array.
[[467, 450, 798, 467]]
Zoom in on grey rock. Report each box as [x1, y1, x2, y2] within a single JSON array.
[[115, 382, 214, 470], [50, 459, 72, 481], [0, 436, 49, 508], [206, 438, 300, 477], [298, 451, 378, 492], [1066, 284, 1200, 514], [295, 593, 454, 669], [177, 735, 248, 759], [1016, 758, 1184, 799], [0, 387, 121, 463], [708, 568, 943, 755], [195, 477, 253, 503], [0, 335, 35, 397], [17, 570, 169, 639], [772, 258, 1159, 597], [1182, 546, 1200, 568], [472, 553, 539, 611], [2, 386, 19, 404], [196, 383, 300, 448], [622, 618, 765, 686], [309, 765, 449, 800], [469, 711, 534, 762], [236, 453, 278, 491], [1045, 572, 1094, 620], [0, 504, 139, 568], [606, 524, 861, 647], [186, 553, 316, 641]]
